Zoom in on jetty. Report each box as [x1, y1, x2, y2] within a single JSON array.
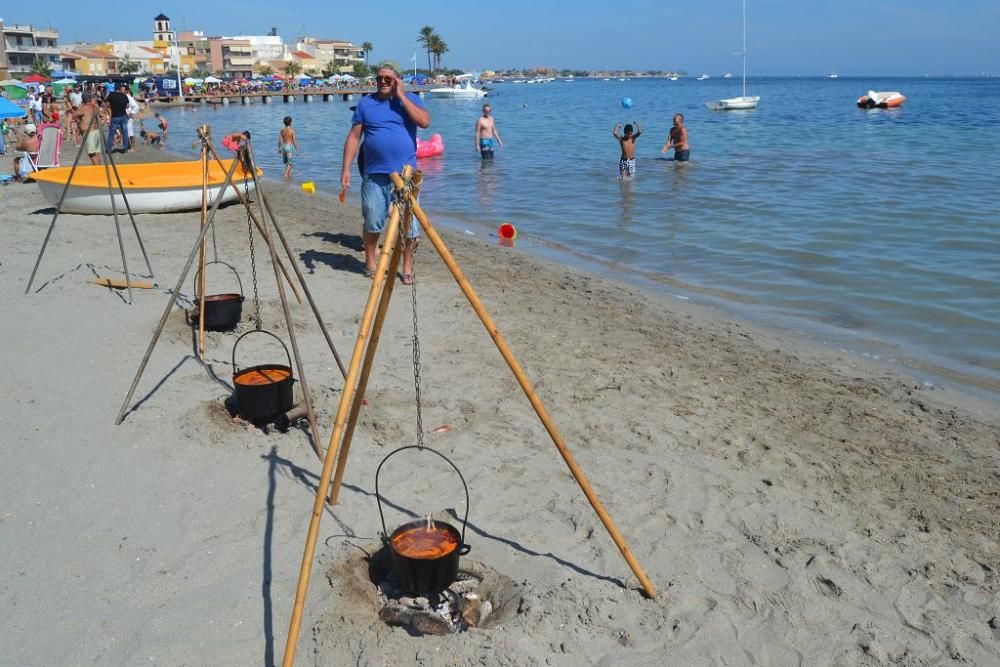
[[147, 87, 437, 105]]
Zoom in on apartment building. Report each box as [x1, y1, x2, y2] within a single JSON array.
[[60, 46, 119, 76], [298, 38, 364, 73], [177, 30, 211, 73], [0, 20, 61, 78], [209, 38, 254, 78]]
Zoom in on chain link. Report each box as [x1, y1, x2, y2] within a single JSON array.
[[244, 158, 262, 331], [399, 186, 425, 450]]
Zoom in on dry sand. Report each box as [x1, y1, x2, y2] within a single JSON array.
[[1, 140, 998, 666]]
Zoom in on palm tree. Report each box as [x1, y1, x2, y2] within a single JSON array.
[[30, 58, 52, 78], [284, 61, 302, 77], [321, 61, 338, 78], [361, 42, 374, 68], [118, 55, 140, 75], [428, 35, 449, 72], [257, 64, 274, 77], [417, 26, 435, 73]]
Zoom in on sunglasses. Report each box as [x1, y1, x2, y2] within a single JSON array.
[[376, 75, 395, 83]]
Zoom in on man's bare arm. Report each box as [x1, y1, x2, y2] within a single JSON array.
[[394, 80, 431, 128], [341, 123, 363, 190]]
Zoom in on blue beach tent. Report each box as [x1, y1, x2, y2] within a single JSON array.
[[0, 97, 27, 119]]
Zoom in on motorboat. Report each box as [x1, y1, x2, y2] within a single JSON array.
[[425, 80, 487, 98], [856, 90, 905, 108], [669, 75, 679, 81], [723, 72, 733, 78], [31, 159, 261, 214], [706, 0, 760, 111], [827, 72, 839, 79], [697, 74, 710, 80]]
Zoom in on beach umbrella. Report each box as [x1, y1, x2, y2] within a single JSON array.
[[23, 74, 50, 84], [1, 84, 28, 100], [54, 77, 77, 84], [294, 73, 311, 80], [340, 74, 357, 81], [0, 97, 27, 119], [204, 75, 223, 84], [0, 78, 23, 86]]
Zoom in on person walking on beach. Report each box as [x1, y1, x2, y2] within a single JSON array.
[[474, 104, 503, 159], [278, 116, 299, 178], [73, 93, 102, 165], [340, 64, 431, 285], [106, 82, 130, 153], [661, 113, 690, 162], [613, 121, 641, 179]]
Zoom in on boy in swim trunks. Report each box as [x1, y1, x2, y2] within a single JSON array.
[[474, 104, 503, 160], [613, 121, 641, 179], [140, 129, 162, 147], [661, 113, 690, 162], [278, 116, 299, 178]]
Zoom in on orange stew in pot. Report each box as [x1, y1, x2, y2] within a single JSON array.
[[391, 525, 459, 559], [235, 368, 291, 386]]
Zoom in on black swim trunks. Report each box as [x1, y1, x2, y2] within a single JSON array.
[[674, 149, 690, 162]]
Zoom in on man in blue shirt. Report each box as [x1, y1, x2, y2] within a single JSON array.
[[341, 65, 431, 284]]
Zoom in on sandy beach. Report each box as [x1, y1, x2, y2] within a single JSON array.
[[1, 138, 998, 666]]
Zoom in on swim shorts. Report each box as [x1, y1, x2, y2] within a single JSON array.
[[84, 129, 101, 155], [618, 158, 636, 178], [361, 173, 420, 238], [281, 144, 294, 165], [479, 137, 494, 159], [674, 149, 690, 162]]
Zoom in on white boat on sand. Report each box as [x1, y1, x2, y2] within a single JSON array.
[[31, 159, 260, 214]]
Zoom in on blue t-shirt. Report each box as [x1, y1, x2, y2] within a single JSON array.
[[351, 92, 425, 176]]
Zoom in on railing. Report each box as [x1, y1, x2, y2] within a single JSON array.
[[3, 43, 60, 54]]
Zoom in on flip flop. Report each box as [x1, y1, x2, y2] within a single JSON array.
[[400, 273, 415, 286]]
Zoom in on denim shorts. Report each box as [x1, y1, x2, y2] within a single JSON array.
[[361, 173, 419, 238]]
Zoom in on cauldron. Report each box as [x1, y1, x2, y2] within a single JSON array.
[[376, 446, 471, 595], [232, 330, 295, 423], [193, 261, 245, 331]]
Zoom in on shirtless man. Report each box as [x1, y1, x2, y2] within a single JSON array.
[[12, 124, 42, 182], [278, 116, 299, 178], [613, 121, 642, 179], [72, 93, 102, 165], [474, 104, 503, 159], [661, 113, 690, 162]]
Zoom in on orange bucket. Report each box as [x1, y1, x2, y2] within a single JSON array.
[[498, 222, 517, 240]]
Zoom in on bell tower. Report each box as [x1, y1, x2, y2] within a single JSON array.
[[153, 13, 174, 44]]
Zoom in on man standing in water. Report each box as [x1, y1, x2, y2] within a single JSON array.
[[341, 65, 430, 285], [661, 113, 690, 162], [474, 104, 503, 159]]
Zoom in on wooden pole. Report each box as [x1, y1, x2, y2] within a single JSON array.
[[202, 141, 303, 305], [97, 115, 134, 305], [281, 198, 404, 667], [327, 169, 420, 505], [197, 140, 209, 359], [400, 184, 657, 599]]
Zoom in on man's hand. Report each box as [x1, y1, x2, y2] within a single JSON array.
[[340, 171, 351, 192], [393, 77, 406, 100]]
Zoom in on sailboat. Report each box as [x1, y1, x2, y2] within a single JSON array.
[[706, 0, 760, 111]]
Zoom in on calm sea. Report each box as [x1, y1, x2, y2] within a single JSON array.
[[158, 77, 1000, 394]]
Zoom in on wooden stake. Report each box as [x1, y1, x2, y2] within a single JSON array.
[[281, 199, 404, 667], [401, 185, 657, 600]]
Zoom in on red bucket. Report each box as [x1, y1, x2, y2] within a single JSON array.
[[498, 222, 517, 240]]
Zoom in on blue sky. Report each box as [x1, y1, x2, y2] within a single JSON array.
[[24, 0, 1000, 75]]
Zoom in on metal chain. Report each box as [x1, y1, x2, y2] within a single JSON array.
[[244, 162, 262, 331], [399, 187, 425, 450]]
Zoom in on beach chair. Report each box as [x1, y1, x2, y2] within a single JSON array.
[[29, 124, 61, 170]]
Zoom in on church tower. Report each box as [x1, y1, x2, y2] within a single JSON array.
[[153, 13, 174, 44]]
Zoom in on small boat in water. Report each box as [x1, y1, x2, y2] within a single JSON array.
[[856, 90, 905, 109], [32, 159, 261, 214], [706, 0, 760, 111], [697, 74, 710, 80], [425, 80, 487, 98]]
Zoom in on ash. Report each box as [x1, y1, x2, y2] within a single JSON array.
[[376, 562, 497, 636]]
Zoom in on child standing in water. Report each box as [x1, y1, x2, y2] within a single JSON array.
[[613, 121, 641, 179], [279, 116, 299, 178]]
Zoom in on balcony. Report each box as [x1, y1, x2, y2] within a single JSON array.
[[4, 42, 61, 55]]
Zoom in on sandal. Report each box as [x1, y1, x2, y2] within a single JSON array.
[[363, 267, 376, 279], [400, 273, 415, 286]]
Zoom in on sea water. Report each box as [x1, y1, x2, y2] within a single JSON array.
[[158, 77, 1000, 393]]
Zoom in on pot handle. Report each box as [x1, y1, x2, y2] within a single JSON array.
[[193, 260, 244, 299], [375, 445, 470, 551], [231, 329, 293, 375]]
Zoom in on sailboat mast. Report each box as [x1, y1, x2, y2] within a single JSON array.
[[741, 0, 747, 98]]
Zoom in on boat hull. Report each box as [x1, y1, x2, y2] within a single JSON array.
[[857, 92, 905, 109], [425, 88, 487, 98], [31, 159, 261, 214], [706, 96, 760, 111]]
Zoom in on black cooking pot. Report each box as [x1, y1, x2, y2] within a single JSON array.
[[376, 446, 471, 595], [193, 260, 244, 331], [231, 329, 295, 424]]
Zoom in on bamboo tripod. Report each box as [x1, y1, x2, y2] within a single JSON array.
[[24, 112, 155, 304], [281, 168, 656, 667], [115, 128, 346, 464]]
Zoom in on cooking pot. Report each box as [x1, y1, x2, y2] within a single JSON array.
[[193, 260, 244, 331], [231, 329, 295, 424], [376, 446, 471, 595]]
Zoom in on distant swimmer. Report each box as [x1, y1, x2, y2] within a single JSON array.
[[661, 113, 690, 161], [474, 104, 503, 159], [279, 115, 299, 178], [613, 121, 642, 179]]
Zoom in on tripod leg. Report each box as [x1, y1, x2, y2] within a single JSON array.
[[197, 145, 209, 359], [404, 192, 658, 599], [261, 194, 347, 379], [98, 121, 134, 304], [281, 200, 403, 667], [106, 136, 155, 279], [115, 157, 244, 424], [25, 113, 96, 294]]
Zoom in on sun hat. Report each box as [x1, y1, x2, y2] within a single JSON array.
[[24, 123, 37, 134]]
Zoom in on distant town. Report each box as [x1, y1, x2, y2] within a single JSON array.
[[0, 15, 687, 82]]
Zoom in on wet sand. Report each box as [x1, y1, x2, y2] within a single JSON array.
[[1, 139, 998, 665]]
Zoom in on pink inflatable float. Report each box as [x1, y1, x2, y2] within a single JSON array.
[[416, 133, 445, 158]]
